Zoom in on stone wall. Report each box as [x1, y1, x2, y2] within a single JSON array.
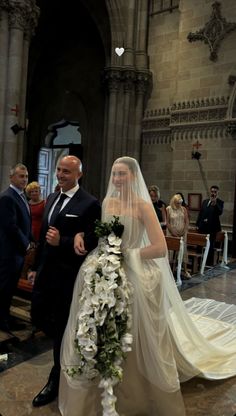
[[142, 0, 236, 229]]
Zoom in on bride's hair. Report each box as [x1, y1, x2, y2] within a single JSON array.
[[114, 156, 138, 174]]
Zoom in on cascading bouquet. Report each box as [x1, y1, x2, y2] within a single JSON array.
[[67, 216, 133, 416]]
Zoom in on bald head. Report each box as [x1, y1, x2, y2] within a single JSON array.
[[56, 155, 83, 192]]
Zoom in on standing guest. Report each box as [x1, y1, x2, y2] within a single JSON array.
[[166, 193, 190, 278], [25, 181, 45, 242], [148, 185, 167, 230], [176, 192, 189, 217], [0, 163, 33, 333], [29, 155, 101, 407], [20, 181, 45, 279], [196, 185, 224, 265]]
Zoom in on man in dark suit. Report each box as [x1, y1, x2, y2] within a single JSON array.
[[0, 163, 33, 333], [30, 155, 101, 407], [196, 185, 224, 265]]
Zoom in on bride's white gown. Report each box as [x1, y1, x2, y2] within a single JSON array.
[[59, 216, 236, 416]]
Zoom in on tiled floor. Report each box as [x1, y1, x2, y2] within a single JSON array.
[[1, 263, 236, 416]]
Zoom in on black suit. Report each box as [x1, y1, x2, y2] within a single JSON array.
[[31, 187, 101, 381], [0, 187, 32, 321], [196, 197, 224, 264]]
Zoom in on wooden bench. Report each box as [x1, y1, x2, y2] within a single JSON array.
[[187, 232, 210, 275], [165, 235, 184, 286]]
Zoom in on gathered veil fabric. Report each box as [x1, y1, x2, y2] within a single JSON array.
[[59, 157, 236, 416]]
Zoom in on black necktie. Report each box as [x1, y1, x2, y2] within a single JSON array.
[[49, 193, 68, 225]]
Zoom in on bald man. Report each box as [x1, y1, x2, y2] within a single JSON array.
[[30, 156, 101, 407]]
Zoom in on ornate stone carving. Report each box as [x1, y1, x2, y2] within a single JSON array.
[[123, 69, 136, 93], [8, 0, 40, 36], [0, 0, 10, 11], [142, 96, 231, 143], [187, 2, 236, 61], [103, 68, 152, 96], [135, 71, 152, 95], [103, 68, 123, 93]]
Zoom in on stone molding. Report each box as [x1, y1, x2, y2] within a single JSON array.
[[103, 67, 152, 95], [142, 96, 232, 144]]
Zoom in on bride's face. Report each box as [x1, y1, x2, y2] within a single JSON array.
[[112, 163, 133, 190]]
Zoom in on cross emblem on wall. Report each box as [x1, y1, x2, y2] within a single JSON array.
[[10, 104, 19, 117]]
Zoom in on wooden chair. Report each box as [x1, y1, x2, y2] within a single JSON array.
[[187, 232, 210, 275], [165, 235, 184, 286]]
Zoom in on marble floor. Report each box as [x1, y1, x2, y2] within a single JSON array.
[[1, 263, 236, 416]]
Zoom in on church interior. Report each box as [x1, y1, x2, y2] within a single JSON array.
[[1, 0, 236, 415]]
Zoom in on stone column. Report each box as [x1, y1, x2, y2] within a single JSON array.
[[1, 0, 39, 189], [0, 1, 10, 167], [122, 69, 135, 153], [18, 4, 39, 160], [130, 71, 151, 161], [135, 0, 149, 69], [102, 68, 122, 187], [123, 0, 135, 68]]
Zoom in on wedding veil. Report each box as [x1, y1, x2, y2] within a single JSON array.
[[61, 156, 236, 397], [103, 157, 236, 391]]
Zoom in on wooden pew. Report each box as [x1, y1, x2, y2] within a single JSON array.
[[187, 232, 210, 275], [165, 235, 184, 286]]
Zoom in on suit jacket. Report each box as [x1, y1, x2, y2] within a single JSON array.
[[0, 186, 32, 261], [196, 197, 224, 235], [34, 187, 101, 293]]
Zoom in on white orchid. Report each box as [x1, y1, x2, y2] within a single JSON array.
[[67, 218, 133, 416]]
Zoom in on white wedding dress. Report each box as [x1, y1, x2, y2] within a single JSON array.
[[59, 215, 236, 416], [59, 157, 236, 416]]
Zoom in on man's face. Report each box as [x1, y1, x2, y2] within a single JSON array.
[[149, 190, 158, 203], [56, 157, 82, 192], [210, 188, 218, 199], [10, 168, 28, 191]]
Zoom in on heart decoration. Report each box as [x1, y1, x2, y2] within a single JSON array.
[[115, 47, 124, 57]]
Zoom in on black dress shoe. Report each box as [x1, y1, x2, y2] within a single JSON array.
[[32, 379, 59, 407]]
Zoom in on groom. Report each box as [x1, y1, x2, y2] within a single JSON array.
[[30, 155, 101, 407]]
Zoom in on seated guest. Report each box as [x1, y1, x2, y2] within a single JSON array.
[[148, 185, 167, 230]]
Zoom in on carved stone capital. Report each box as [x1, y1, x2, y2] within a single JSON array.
[[135, 71, 152, 95], [123, 69, 136, 92], [8, 0, 40, 36], [103, 68, 123, 93]]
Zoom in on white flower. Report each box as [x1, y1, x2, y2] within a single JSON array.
[[67, 219, 133, 416]]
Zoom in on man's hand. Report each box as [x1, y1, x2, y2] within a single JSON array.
[[46, 226, 60, 246], [74, 233, 87, 256], [210, 195, 217, 206]]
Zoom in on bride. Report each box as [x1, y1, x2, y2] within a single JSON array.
[[59, 156, 236, 416]]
